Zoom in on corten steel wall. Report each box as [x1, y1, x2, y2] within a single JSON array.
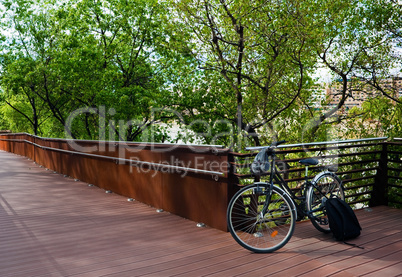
[[0, 133, 231, 231]]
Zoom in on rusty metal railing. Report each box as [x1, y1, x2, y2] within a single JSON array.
[[1, 137, 225, 177], [0, 133, 231, 231]]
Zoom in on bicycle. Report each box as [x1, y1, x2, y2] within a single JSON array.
[[226, 140, 345, 253]]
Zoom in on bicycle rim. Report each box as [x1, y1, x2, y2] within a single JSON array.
[[227, 184, 296, 253]]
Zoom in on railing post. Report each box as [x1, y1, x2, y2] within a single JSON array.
[[371, 142, 389, 207]]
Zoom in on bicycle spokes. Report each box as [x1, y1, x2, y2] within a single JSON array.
[[227, 184, 296, 253]]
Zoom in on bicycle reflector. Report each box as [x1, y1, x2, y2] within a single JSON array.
[[250, 149, 270, 175], [271, 230, 279, 238]]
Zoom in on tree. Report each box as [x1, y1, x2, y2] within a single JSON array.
[[175, 0, 317, 148], [0, 0, 188, 141], [1, 0, 400, 146], [0, 56, 45, 135], [0, 0, 58, 135], [48, 0, 195, 141], [305, 0, 401, 138], [175, 0, 402, 147]]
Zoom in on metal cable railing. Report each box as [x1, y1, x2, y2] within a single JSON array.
[[245, 137, 388, 151], [0, 137, 226, 177]]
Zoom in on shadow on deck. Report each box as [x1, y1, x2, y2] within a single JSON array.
[[1, 151, 401, 277]]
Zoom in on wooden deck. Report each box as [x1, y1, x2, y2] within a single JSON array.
[[1, 150, 401, 277]]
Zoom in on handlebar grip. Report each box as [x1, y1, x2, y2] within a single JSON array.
[[272, 140, 287, 147]]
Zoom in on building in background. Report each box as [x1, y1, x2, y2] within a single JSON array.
[[325, 76, 402, 110]]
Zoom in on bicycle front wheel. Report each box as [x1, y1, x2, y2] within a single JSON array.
[[227, 183, 296, 253], [306, 172, 344, 233]]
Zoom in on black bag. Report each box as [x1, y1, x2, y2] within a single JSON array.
[[325, 198, 362, 242]]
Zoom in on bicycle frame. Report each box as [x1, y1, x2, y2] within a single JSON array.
[[259, 148, 295, 216], [260, 147, 327, 221], [227, 141, 345, 253]]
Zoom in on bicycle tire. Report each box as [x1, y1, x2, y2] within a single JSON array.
[[306, 172, 345, 233], [227, 183, 296, 253]]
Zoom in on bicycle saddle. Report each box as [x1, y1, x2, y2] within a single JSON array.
[[299, 158, 319, 166]]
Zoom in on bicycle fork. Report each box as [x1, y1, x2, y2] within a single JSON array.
[[256, 152, 276, 219], [257, 182, 274, 219]]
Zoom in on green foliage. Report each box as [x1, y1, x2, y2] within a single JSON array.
[[345, 96, 402, 139], [0, 0, 400, 148], [175, 0, 321, 149], [0, 0, 189, 141]]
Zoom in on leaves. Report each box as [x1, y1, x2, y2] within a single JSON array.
[[0, 0, 184, 141], [0, 0, 400, 147]]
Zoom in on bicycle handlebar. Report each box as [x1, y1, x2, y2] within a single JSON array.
[[245, 140, 287, 151], [271, 140, 287, 147]]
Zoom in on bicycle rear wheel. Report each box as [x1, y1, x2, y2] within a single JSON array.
[[227, 183, 296, 253], [306, 172, 344, 233]]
